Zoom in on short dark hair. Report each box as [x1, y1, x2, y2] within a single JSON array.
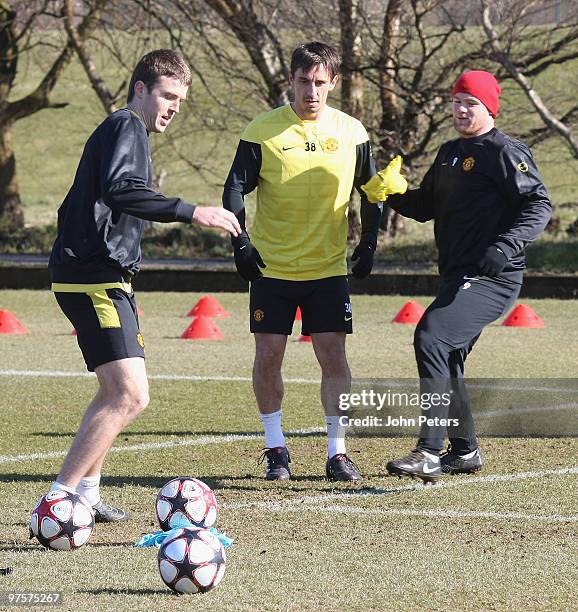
[[290, 42, 341, 79], [127, 49, 191, 102]]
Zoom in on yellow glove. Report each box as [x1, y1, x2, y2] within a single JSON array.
[[361, 155, 408, 203]]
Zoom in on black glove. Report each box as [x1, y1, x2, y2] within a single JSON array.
[[351, 241, 375, 279], [233, 233, 266, 281], [478, 245, 508, 277]]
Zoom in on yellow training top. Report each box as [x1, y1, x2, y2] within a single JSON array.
[[240, 104, 370, 280]]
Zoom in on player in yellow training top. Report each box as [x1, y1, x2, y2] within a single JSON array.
[[223, 41, 404, 482]]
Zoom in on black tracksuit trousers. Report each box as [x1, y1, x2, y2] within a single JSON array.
[[414, 271, 523, 454]]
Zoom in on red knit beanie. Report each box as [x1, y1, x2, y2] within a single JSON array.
[[451, 70, 502, 117]]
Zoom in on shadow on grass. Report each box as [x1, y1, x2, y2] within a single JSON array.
[[0, 472, 307, 491], [0, 472, 386, 495], [0, 541, 137, 552], [0, 544, 38, 552], [81, 588, 169, 596], [30, 429, 323, 438]]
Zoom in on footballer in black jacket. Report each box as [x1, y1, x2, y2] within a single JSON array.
[[34, 50, 239, 529], [49, 107, 196, 283], [365, 70, 552, 483]]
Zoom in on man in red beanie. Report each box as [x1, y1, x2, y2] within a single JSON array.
[[365, 70, 551, 482]]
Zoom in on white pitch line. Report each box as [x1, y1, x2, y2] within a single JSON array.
[[2, 370, 574, 422], [0, 426, 324, 465], [0, 369, 318, 384], [226, 466, 578, 511], [226, 503, 578, 523], [1, 370, 577, 394]]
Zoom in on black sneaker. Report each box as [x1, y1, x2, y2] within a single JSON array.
[[326, 453, 362, 481], [386, 448, 441, 483], [92, 499, 129, 523], [258, 447, 291, 480], [440, 446, 484, 474]]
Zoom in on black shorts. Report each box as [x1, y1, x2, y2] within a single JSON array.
[[250, 276, 352, 335], [54, 287, 145, 372]]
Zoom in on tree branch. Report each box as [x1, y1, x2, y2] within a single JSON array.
[[64, 0, 116, 115], [5, 0, 110, 124], [481, 0, 578, 158]]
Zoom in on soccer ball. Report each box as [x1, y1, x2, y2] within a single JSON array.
[[30, 490, 94, 551], [156, 477, 217, 531], [158, 527, 226, 594]]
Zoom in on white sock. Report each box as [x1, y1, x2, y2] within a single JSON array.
[[50, 481, 77, 495], [325, 415, 347, 458], [76, 475, 101, 506], [259, 410, 285, 449], [460, 449, 478, 459]]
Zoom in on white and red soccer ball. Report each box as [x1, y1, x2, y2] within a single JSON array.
[[30, 490, 94, 551], [156, 477, 217, 531], [158, 527, 226, 594]]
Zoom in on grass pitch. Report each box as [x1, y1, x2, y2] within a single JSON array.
[[0, 290, 576, 611]]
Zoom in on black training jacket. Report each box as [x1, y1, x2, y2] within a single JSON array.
[[49, 109, 196, 283], [388, 128, 552, 280]]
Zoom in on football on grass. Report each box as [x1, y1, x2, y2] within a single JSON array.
[[158, 527, 226, 594], [156, 477, 217, 531], [30, 490, 94, 550]]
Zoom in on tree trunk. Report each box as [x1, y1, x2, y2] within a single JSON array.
[[378, 0, 402, 153], [339, 0, 364, 119], [0, 1, 22, 228], [339, 0, 365, 241], [204, 0, 290, 108], [378, 0, 404, 237], [0, 120, 23, 229]]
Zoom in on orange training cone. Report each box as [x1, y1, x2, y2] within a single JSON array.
[[0, 309, 28, 334], [392, 301, 425, 324], [502, 303, 545, 328], [137, 306, 144, 317], [181, 316, 224, 340], [295, 306, 302, 321], [298, 334, 312, 343], [187, 296, 230, 318]]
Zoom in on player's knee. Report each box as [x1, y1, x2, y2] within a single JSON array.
[[115, 386, 149, 418], [318, 349, 349, 377], [254, 345, 284, 372], [414, 327, 438, 356], [130, 387, 150, 415]]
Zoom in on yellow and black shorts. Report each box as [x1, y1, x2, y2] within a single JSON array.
[[52, 282, 145, 372]]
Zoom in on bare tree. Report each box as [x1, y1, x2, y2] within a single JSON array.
[[63, 0, 124, 114], [203, 0, 290, 108], [339, 0, 364, 118], [88, 0, 576, 238], [480, 0, 578, 158], [0, 0, 109, 229]]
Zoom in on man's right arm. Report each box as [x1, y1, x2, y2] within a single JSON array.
[[101, 116, 196, 223], [101, 115, 239, 235], [223, 139, 265, 280]]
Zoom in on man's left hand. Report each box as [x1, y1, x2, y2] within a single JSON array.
[[351, 242, 375, 279], [478, 245, 508, 276]]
